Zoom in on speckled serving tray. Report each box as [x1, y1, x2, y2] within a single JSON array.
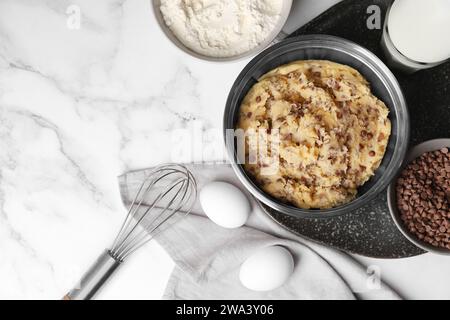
[[262, 0, 450, 258]]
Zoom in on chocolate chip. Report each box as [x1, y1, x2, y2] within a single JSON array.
[[396, 147, 450, 251]]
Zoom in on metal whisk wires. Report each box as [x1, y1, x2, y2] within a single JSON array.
[[64, 164, 197, 300], [110, 164, 197, 261]]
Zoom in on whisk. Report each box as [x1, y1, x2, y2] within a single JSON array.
[[64, 164, 197, 300]]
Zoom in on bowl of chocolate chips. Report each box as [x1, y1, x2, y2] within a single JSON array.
[[388, 139, 450, 255]]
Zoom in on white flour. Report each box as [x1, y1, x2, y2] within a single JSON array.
[[160, 0, 283, 58]]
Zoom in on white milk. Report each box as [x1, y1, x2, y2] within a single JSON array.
[[388, 0, 450, 63]]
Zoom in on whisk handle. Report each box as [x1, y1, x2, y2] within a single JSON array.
[[64, 250, 121, 300]]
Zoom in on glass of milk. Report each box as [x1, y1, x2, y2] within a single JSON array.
[[381, 0, 450, 73]]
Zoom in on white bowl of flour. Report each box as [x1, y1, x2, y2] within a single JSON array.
[[151, 0, 293, 62]]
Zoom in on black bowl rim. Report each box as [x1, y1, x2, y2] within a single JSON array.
[[224, 34, 410, 218]]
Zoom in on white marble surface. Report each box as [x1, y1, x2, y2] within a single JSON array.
[[0, 0, 448, 300]]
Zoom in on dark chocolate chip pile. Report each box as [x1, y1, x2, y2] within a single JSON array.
[[396, 148, 450, 250]]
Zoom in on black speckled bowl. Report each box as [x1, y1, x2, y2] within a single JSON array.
[[224, 35, 409, 218], [387, 139, 450, 256]]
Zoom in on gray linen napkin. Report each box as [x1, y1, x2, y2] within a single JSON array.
[[119, 163, 400, 300]]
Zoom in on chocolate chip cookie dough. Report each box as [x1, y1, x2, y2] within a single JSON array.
[[237, 60, 391, 209]]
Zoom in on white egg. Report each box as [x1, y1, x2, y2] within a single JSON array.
[[239, 246, 294, 292], [199, 181, 250, 228]]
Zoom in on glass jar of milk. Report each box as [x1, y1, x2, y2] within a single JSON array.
[[381, 0, 450, 73]]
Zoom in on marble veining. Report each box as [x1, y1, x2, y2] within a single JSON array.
[[0, 0, 449, 300], [0, 0, 244, 299]]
